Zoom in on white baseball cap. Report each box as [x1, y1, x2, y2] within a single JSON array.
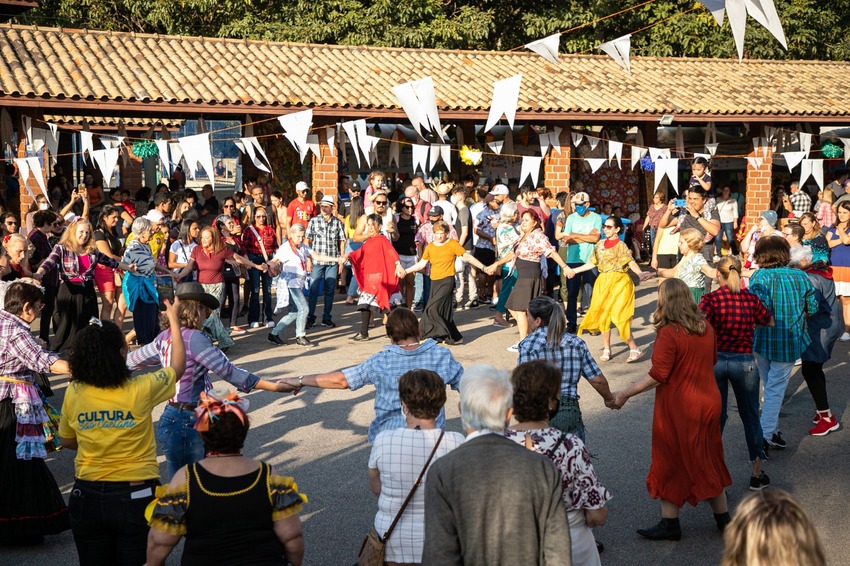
[[489, 184, 509, 196], [295, 181, 310, 192]]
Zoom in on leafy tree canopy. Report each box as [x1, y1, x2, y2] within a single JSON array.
[[18, 0, 850, 60]]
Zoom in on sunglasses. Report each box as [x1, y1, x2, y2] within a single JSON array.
[[255, 215, 267, 219], [402, 205, 413, 209], [603, 225, 616, 229], [374, 200, 388, 205]]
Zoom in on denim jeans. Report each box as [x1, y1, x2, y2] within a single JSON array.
[[308, 263, 339, 322], [156, 404, 204, 481], [715, 352, 764, 461], [754, 353, 796, 441], [247, 253, 273, 324], [715, 222, 737, 255], [272, 287, 309, 338], [413, 273, 431, 307], [562, 261, 597, 331], [69, 478, 159, 566]]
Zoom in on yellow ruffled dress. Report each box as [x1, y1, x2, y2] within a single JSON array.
[[578, 239, 636, 340]]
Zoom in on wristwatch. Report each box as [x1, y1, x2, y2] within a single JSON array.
[[298, 376, 304, 387]]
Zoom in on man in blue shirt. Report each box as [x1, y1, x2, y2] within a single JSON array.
[[556, 192, 602, 334]]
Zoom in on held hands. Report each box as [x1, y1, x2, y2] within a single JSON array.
[[605, 392, 627, 410], [394, 264, 406, 279], [259, 263, 269, 273], [272, 379, 300, 393], [564, 267, 576, 279], [127, 263, 139, 273], [638, 270, 654, 282], [484, 264, 498, 276]]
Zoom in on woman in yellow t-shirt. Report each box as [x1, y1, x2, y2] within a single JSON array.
[[404, 221, 491, 345], [58, 298, 186, 566]]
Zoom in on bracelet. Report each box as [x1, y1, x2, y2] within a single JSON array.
[[298, 376, 304, 386]]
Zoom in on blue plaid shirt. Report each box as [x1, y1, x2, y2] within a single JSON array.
[[518, 327, 602, 399], [342, 339, 463, 442], [749, 266, 818, 362]]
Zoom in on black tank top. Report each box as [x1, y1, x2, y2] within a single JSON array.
[[393, 215, 418, 256]]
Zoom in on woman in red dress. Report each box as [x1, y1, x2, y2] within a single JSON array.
[[609, 278, 732, 540]]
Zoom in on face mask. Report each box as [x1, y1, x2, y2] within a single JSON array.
[[575, 205, 587, 215], [38, 203, 49, 210]]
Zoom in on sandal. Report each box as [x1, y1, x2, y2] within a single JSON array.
[[600, 348, 611, 362], [626, 349, 644, 363]]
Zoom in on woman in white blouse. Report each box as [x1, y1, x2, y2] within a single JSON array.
[[714, 185, 739, 258], [368, 369, 465, 565]]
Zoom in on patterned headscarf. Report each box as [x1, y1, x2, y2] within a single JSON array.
[[193, 390, 250, 432]]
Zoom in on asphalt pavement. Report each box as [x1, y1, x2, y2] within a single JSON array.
[[7, 279, 850, 565]]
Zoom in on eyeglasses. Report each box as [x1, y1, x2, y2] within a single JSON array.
[[603, 225, 616, 229], [402, 205, 413, 209], [374, 200, 388, 205], [255, 215, 267, 219]]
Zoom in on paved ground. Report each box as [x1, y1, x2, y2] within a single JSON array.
[[7, 278, 850, 565]]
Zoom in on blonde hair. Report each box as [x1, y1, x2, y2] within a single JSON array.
[[679, 228, 703, 253], [200, 226, 224, 254], [822, 188, 834, 204], [721, 490, 825, 566], [652, 278, 707, 335], [715, 256, 743, 294], [59, 219, 95, 254]]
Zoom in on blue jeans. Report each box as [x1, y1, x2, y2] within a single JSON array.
[[247, 253, 273, 324], [754, 353, 796, 441], [715, 352, 764, 461], [413, 273, 431, 307], [562, 261, 597, 331], [272, 287, 309, 338], [715, 222, 737, 255], [156, 404, 204, 481], [69, 478, 159, 566], [308, 263, 338, 322]]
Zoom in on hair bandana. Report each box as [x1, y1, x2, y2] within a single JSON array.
[[193, 390, 249, 432]]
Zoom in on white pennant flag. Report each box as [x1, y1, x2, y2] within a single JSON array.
[[411, 144, 429, 174], [355, 120, 372, 165], [631, 146, 648, 170], [44, 125, 59, 159], [13, 158, 36, 199], [155, 140, 170, 174], [753, 137, 761, 154], [306, 134, 322, 160], [539, 132, 551, 158], [30, 128, 47, 155], [525, 33, 561, 64], [810, 159, 824, 189], [364, 135, 381, 168], [782, 151, 806, 172], [571, 132, 584, 147], [278, 109, 313, 162], [179, 133, 216, 189], [799, 132, 812, 157], [47, 122, 58, 138], [91, 148, 120, 188], [391, 77, 444, 141], [608, 141, 623, 168], [648, 147, 669, 162], [325, 126, 336, 158], [596, 34, 632, 74], [841, 138, 850, 164], [746, 156, 763, 170], [585, 158, 607, 174], [238, 137, 271, 173], [388, 131, 400, 168], [744, 0, 787, 49], [588, 136, 601, 151], [429, 144, 450, 172], [341, 121, 361, 167], [80, 131, 94, 161], [765, 126, 777, 142], [26, 157, 45, 195], [655, 159, 680, 194], [520, 156, 543, 187], [726, 0, 748, 61], [699, 0, 726, 26], [169, 142, 183, 171], [440, 144, 452, 173], [550, 127, 563, 155], [705, 142, 719, 156], [484, 75, 522, 133], [488, 140, 504, 155], [704, 122, 718, 145]]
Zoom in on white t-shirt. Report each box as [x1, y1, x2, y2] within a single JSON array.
[[434, 199, 457, 227], [169, 240, 197, 265], [468, 201, 486, 246], [714, 198, 739, 224]]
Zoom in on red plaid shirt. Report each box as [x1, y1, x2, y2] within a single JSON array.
[[241, 224, 278, 259], [699, 285, 772, 354]]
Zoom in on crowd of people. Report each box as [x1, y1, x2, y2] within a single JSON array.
[[0, 160, 841, 566]]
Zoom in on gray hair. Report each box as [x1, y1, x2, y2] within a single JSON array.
[[215, 214, 232, 227], [789, 244, 812, 268], [131, 217, 152, 236], [499, 201, 518, 222], [459, 365, 513, 433], [288, 223, 305, 235]]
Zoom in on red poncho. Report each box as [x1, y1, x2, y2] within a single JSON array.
[[349, 235, 402, 310]]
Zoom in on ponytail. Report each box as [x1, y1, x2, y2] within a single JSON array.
[[527, 296, 566, 350], [716, 256, 742, 294]]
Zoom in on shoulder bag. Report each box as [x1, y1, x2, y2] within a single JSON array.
[[357, 430, 444, 566], [249, 226, 282, 278]]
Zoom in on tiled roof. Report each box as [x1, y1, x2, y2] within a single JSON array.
[[43, 115, 184, 128], [1, 23, 849, 121]]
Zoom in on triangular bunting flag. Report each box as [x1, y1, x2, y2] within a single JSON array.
[[585, 158, 607, 174], [799, 159, 812, 185], [179, 133, 216, 189], [520, 156, 543, 187], [306, 134, 321, 160], [169, 142, 183, 171], [391, 77, 444, 141], [389, 131, 400, 168], [13, 158, 36, 200], [539, 132, 550, 158], [841, 138, 850, 164], [608, 141, 623, 168], [705, 143, 719, 156], [488, 140, 504, 155], [325, 126, 336, 158], [811, 159, 824, 189], [596, 34, 632, 74], [440, 144, 452, 173], [781, 151, 806, 172], [80, 131, 94, 162], [411, 145, 429, 174], [550, 127, 563, 155], [588, 137, 600, 151], [155, 140, 170, 174], [571, 132, 584, 147], [278, 109, 313, 162], [726, 0, 748, 61], [699, 0, 726, 26], [525, 33, 561, 64], [631, 146, 647, 170], [484, 75, 522, 133], [799, 132, 812, 157], [91, 148, 120, 188], [341, 121, 361, 168], [746, 156, 763, 170]]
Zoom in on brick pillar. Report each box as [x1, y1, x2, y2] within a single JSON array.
[[120, 153, 143, 194], [745, 147, 773, 220], [311, 127, 338, 200], [16, 112, 48, 221], [543, 128, 571, 193]]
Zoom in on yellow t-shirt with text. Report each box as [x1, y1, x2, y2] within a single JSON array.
[[59, 367, 177, 481], [423, 239, 466, 280]]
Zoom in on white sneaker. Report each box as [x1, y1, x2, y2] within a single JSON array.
[[506, 343, 519, 353], [841, 332, 850, 342], [266, 321, 275, 328], [794, 359, 802, 366], [249, 322, 259, 329]]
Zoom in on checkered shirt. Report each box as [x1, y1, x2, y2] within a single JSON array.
[[0, 309, 59, 401], [699, 285, 772, 354], [305, 214, 346, 265], [789, 190, 812, 217], [342, 339, 463, 442], [749, 266, 819, 362], [38, 245, 118, 283], [517, 327, 601, 400]]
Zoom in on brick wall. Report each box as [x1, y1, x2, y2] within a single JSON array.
[[543, 143, 572, 193], [745, 148, 773, 219], [311, 127, 338, 199], [121, 153, 143, 195]]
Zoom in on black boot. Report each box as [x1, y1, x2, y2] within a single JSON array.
[[714, 512, 731, 532], [637, 517, 681, 541]]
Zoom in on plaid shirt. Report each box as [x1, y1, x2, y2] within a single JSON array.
[[241, 224, 278, 259], [0, 310, 59, 400], [38, 244, 118, 283], [789, 190, 812, 217], [305, 214, 346, 265], [749, 266, 819, 362], [518, 327, 601, 400], [127, 328, 259, 403], [342, 339, 463, 442], [699, 285, 772, 354]]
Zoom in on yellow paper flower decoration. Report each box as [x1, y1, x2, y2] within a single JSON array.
[[460, 145, 483, 166]]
